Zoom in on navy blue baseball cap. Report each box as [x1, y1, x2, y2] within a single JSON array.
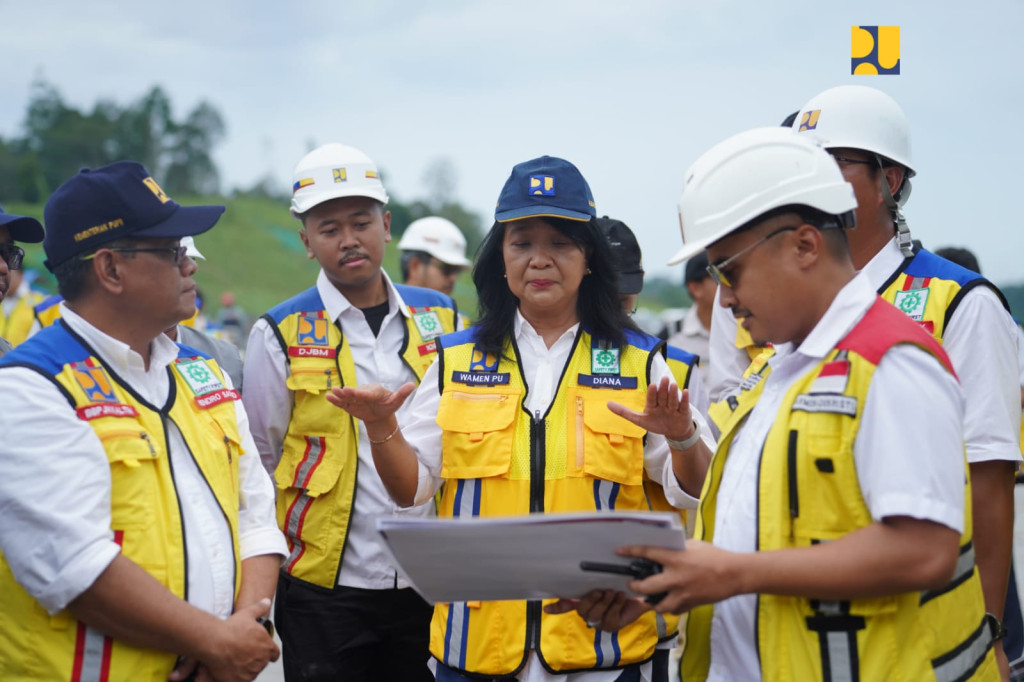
[[43, 161, 225, 270], [494, 156, 596, 223], [0, 205, 44, 243]]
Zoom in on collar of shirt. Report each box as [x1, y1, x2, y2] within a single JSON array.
[[681, 305, 710, 338], [513, 309, 579, 351], [859, 236, 906, 290], [315, 268, 412, 323], [513, 309, 579, 415], [770, 273, 877, 369], [59, 303, 181, 405]]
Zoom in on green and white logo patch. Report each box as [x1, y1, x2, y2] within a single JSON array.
[[176, 358, 225, 396], [591, 347, 620, 375], [412, 310, 443, 340], [893, 287, 929, 321]]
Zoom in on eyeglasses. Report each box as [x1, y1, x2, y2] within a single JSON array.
[[706, 226, 797, 288], [431, 259, 463, 277], [0, 243, 25, 270], [829, 154, 875, 167], [81, 244, 189, 266]]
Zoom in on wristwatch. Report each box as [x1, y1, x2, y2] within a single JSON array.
[[984, 612, 1006, 641]]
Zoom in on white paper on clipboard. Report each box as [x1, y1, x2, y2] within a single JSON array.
[[376, 511, 685, 604]]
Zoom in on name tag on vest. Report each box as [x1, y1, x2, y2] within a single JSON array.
[[195, 388, 241, 409], [577, 373, 638, 389], [288, 346, 337, 359], [793, 394, 858, 417], [452, 371, 510, 386], [76, 403, 140, 421]]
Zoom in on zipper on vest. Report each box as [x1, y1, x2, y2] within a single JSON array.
[[575, 396, 585, 468], [140, 432, 157, 457], [324, 368, 332, 389], [527, 410, 546, 652], [449, 391, 508, 402], [787, 430, 799, 526]]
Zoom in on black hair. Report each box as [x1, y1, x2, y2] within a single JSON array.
[[934, 246, 981, 274], [471, 217, 639, 357], [400, 250, 431, 281], [731, 205, 851, 260]]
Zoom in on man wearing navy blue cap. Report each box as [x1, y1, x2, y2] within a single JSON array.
[[0, 162, 287, 681], [0, 204, 44, 355]]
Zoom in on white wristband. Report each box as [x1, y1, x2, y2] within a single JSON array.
[[665, 420, 701, 450]]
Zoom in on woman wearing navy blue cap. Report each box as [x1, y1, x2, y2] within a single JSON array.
[[0, 204, 44, 355], [328, 156, 715, 681]]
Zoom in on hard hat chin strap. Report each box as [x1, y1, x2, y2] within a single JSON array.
[[876, 156, 915, 257]]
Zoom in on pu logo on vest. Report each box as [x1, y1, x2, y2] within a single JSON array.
[[71, 360, 117, 403], [470, 348, 499, 372], [456, 347, 508, 385], [289, 313, 337, 359], [175, 358, 239, 409], [893, 288, 929, 321], [412, 309, 444, 340]]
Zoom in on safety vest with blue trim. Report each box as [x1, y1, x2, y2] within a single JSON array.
[[683, 299, 997, 682], [431, 326, 673, 676], [0, 288, 44, 346], [264, 284, 458, 588], [34, 293, 65, 329], [0, 320, 243, 681]]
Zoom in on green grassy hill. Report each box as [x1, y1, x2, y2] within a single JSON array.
[[8, 196, 480, 321]]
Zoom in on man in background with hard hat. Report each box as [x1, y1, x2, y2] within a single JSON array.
[[706, 86, 1021, 674], [574, 126, 997, 681], [0, 204, 45, 355], [243, 143, 462, 681], [397, 215, 471, 297]]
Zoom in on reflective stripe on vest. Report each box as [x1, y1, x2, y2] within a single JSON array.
[[805, 600, 865, 682], [443, 478, 482, 669], [931, 616, 993, 682], [921, 541, 976, 606]]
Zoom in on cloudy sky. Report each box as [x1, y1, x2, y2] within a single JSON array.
[[2, 0, 1022, 285]]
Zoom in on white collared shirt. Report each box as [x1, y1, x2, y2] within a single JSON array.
[[705, 273, 966, 681], [406, 310, 714, 681], [667, 305, 711, 385], [243, 270, 457, 589], [0, 304, 285, 616]]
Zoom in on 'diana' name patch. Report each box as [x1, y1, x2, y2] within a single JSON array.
[[577, 373, 638, 389]]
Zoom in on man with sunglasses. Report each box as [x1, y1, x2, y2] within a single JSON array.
[[0, 205, 44, 356], [708, 85, 1022, 676], [397, 216, 472, 297], [571, 127, 996, 681], [0, 162, 287, 681]]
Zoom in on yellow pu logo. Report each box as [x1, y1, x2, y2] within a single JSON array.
[[852, 26, 900, 75], [142, 176, 171, 203]]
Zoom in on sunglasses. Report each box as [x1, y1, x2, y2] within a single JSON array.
[[706, 226, 797, 288], [0, 243, 25, 270], [81, 244, 190, 266]]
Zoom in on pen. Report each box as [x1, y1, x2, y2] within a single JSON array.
[[579, 559, 666, 605]]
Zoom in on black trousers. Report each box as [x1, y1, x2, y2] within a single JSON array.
[[276, 573, 434, 681]]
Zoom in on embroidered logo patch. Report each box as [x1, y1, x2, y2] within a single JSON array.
[[577, 373, 638, 389], [591, 347, 620, 375], [893, 287, 929, 321], [71, 360, 117, 403], [76, 403, 139, 421], [297, 314, 329, 346], [176, 358, 225, 396], [412, 310, 443, 340], [809, 359, 850, 394], [470, 348, 499, 372]]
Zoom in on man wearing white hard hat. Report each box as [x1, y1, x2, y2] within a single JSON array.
[[398, 216, 471, 297], [570, 127, 996, 681], [706, 86, 1021, 673], [243, 143, 461, 681], [163, 236, 244, 391]]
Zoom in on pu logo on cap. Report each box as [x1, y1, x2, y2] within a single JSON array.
[[798, 110, 821, 132], [143, 177, 170, 204], [529, 175, 555, 196], [297, 314, 329, 346], [71, 361, 117, 403], [851, 25, 900, 75], [333, 168, 347, 183]]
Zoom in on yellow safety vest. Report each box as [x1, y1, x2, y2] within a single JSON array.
[[264, 285, 458, 588], [431, 326, 671, 676], [0, 321, 243, 681], [34, 293, 65, 329], [0, 289, 44, 346], [683, 299, 997, 681]]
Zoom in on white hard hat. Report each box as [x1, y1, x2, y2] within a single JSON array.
[[181, 236, 205, 261], [396, 217, 471, 267], [668, 127, 857, 266], [792, 85, 915, 177], [290, 143, 389, 216]]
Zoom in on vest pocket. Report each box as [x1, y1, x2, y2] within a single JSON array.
[[99, 429, 159, 530], [437, 389, 518, 478], [570, 389, 646, 485], [275, 433, 344, 497]]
